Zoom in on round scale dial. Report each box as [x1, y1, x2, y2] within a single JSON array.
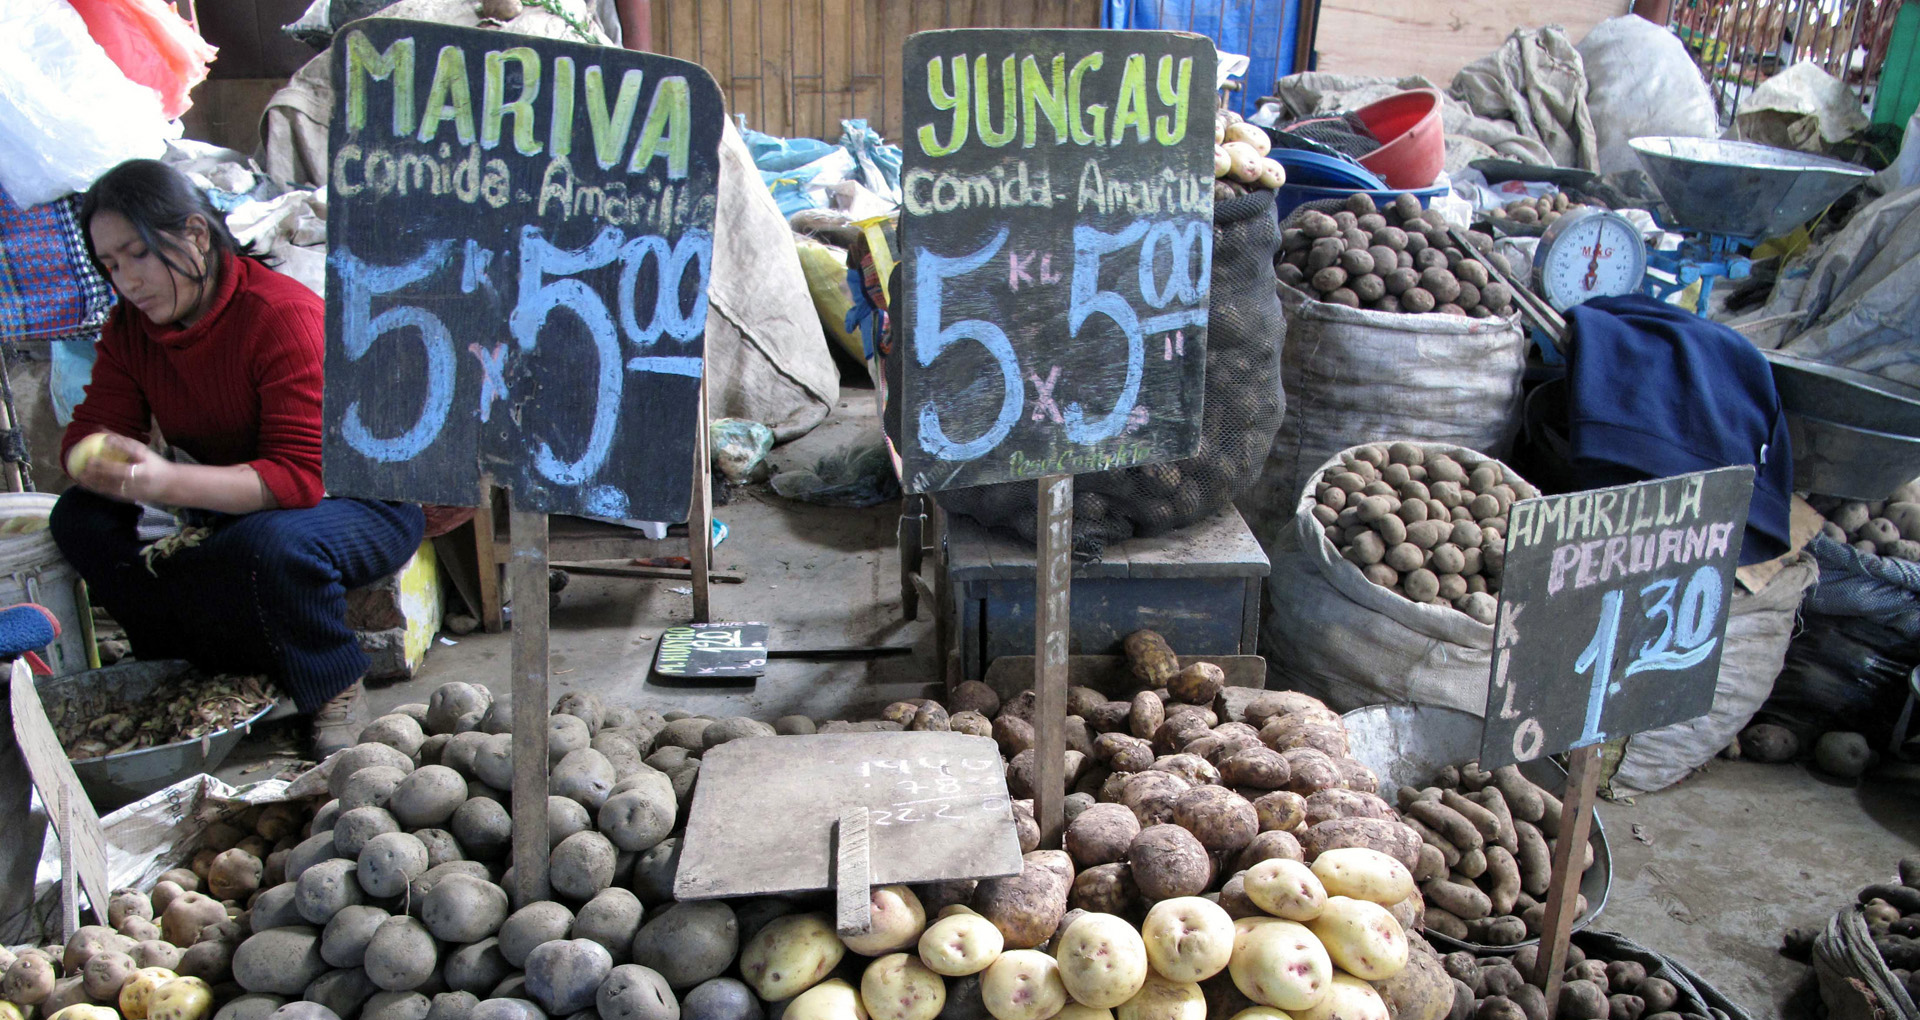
[[1532, 208, 1648, 312]]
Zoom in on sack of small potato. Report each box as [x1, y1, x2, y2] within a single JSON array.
[[1239, 208, 1527, 551], [1262, 441, 1536, 715]]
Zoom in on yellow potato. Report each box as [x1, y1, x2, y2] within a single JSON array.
[[1293, 974, 1386, 1020], [48, 1008, 119, 1020], [1115, 973, 1205, 1020], [147, 978, 212, 1020], [1305, 898, 1407, 982], [1057, 1005, 1115, 1020], [740, 913, 847, 1001], [1226, 920, 1331, 1012], [1053, 913, 1148, 1008], [860, 953, 944, 1020], [917, 911, 1003, 976], [844, 886, 927, 956], [1140, 897, 1234, 983], [1309, 849, 1414, 905], [1244, 859, 1327, 921], [1227, 1010, 1296, 1020], [66, 433, 130, 477], [937, 905, 979, 918], [0, 1004, 27, 1020], [786, 979, 869, 1020], [979, 950, 1066, 1020], [117, 969, 177, 1020]]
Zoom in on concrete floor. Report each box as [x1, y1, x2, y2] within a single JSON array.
[[222, 387, 1916, 1019]]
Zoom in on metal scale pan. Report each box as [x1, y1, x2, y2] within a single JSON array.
[[1629, 137, 1873, 242]]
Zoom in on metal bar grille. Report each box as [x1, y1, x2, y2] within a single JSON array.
[[1669, 0, 1896, 120]]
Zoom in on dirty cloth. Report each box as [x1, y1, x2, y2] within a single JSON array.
[[1732, 61, 1873, 153], [1762, 184, 1920, 387]]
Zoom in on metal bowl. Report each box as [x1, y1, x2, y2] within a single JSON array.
[[1766, 351, 1920, 499], [36, 660, 277, 811], [1630, 137, 1872, 240], [1341, 703, 1612, 951]]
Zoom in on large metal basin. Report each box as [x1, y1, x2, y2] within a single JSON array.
[[36, 660, 277, 811], [1766, 351, 1920, 499], [1630, 137, 1872, 240], [1341, 703, 1612, 952]]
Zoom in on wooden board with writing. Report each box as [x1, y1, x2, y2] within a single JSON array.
[[323, 20, 723, 521], [895, 29, 1216, 493], [674, 732, 1023, 899], [11, 660, 110, 928], [651, 622, 770, 678], [1481, 467, 1755, 769]]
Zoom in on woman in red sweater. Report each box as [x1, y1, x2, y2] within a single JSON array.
[[53, 159, 425, 757]]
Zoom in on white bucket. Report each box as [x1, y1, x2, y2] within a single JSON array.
[[0, 492, 91, 676]]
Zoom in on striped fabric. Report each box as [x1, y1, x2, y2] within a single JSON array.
[[0, 190, 113, 341]]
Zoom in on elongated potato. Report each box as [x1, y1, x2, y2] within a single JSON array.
[[1293, 973, 1387, 1020], [1115, 973, 1204, 1020], [1242, 859, 1325, 921], [1053, 914, 1147, 1008], [739, 913, 844, 1001], [843, 886, 925, 957], [1227, 919, 1330, 1011], [1139, 898, 1233, 983], [917, 912, 1002, 977], [1309, 849, 1413, 905], [1305, 897, 1406, 981], [979, 951, 1065, 1020]]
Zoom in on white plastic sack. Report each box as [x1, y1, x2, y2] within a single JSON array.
[[1607, 554, 1818, 796], [1241, 286, 1527, 552], [0, 0, 179, 207], [1766, 185, 1920, 387], [1578, 16, 1719, 175], [1261, 443, 1531, 715], [1732, 61, 1872, 152]]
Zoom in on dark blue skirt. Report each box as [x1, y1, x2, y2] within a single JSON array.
[[51, 488, 426, 714]]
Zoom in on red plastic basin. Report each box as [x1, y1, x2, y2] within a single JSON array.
[[1355, 88, 1445, 189]]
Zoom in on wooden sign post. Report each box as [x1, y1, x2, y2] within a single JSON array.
[[322, 19, 724, 905], [897, 29, 1217, 846], [11, 659, 110, 936], [1481, 467, 1754, 1013]]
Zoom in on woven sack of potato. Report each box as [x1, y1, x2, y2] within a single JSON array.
[[1241, 201, 1526, 552], [1605, 553, 1818, 797], [931, 190, 1286, 556], [1261, 443, 1534, 715]]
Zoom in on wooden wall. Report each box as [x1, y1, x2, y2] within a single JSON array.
[[1309, 0, 1632, 86], [646, 0, 1104, 141]]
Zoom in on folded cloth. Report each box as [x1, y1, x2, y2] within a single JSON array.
[[1566, 294, 1793, 564], [0, 603, 59, 657], [0, 190, 113, 342]]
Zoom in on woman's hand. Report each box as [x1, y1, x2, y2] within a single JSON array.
[[72, 432, 171, 504]]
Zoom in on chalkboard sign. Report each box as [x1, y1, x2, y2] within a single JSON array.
[[896, 29, 1216, 493], [1481, 467, 1755, 769], [323, 20, 723, 521], [652, 622, 769, 678]]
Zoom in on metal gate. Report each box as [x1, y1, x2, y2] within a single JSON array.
[[1667, 0, 1901, 116]]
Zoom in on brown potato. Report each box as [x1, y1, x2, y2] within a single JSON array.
[[1128, 825, 1211, 901], [1070, 864, 1138, 914], [1234, 830, 1304, 873], [1066, 804, 1142, 868], [1171, 787, 1256, 854], [971, 851, 1073, 950]]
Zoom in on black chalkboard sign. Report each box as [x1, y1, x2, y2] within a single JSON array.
[[1480, 467, 1756, 769], [322, 20, 722, 521], [896, 29, 1216, 494], [652, 623, 770, 678]]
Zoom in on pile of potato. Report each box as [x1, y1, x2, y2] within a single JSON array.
[[1212, 111, 1287, 197], [1482, 193, 1584, 228], [1815, 484, 1920, 561], [1441, 943, 1698, 1020], [0, 799, 321, 1020], [1310, 443, 1537, 624], [1783, 857, 1920, 1008], [1275, 193, 1516, 317], [1393, 762, 1597, 947]]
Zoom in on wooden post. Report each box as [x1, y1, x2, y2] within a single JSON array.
[[1531, 744, 1602, 1014], [689, 374, 713, 623], [58, 796, 78, 942], [507, 499, 551, 907], [475, 486, 504, 633], [835, 807, 873, 937], [1032, 475, 1072, 849]]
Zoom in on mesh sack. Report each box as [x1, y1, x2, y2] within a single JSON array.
[[923, 189, 1287, 556]]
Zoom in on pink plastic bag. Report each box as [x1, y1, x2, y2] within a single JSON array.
[[65, 0, 217, 120]]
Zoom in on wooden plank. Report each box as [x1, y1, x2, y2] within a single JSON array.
[[10, 660, 109, 931], [691, 377, 714, 623], [835, 807, 873, 937], [1312, 0, 1629, 86], [474, 494, 504, 634], [1033, 475, 1072, 849], [1531, 744, 1601, 1014], [507, 506, 552, 908]]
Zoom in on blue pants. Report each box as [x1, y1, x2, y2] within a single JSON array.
[[51, 488, 425, 713]]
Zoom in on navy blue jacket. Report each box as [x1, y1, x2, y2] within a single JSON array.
[[1565, 294, 1792, 564]]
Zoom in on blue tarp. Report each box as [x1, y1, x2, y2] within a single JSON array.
[[738, 118, 903, 218], [1102, 0, 1303, 119]]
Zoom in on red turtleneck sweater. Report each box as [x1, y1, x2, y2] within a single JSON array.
[[60, 253, 326, 509]]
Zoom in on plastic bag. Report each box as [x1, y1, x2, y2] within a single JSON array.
[[1577, 16, 1719, 175], [709, 418, 774, 484], [771, 443, 900, 508], [66, 0, 216, 120], [0, 0, 178, 208]]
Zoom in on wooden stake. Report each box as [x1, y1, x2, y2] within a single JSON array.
[[507, 499, 551, 907], [690, 373, 713, 623], [1032, 475, 1072, 848], [1532, 744, 1602, 1015], [58, 796, 78, 942], [475, 484, 504, 633], [834, 807, 873, 937]]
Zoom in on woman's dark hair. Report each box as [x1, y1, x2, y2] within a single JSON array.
[[78, 159, 268, 291]]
